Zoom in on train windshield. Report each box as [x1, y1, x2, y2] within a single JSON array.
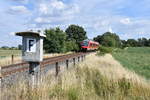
[[81, 41, 88, 46]]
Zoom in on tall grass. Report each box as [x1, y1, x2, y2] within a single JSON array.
[[1, 53, 150, 100]]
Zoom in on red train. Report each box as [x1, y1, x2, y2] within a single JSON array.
[[80, 39, 99, 51]]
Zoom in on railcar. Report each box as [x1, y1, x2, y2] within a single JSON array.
[[80, 39, 99, 52]]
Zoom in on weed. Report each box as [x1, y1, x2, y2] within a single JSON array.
[[67, 88, 79, 100]]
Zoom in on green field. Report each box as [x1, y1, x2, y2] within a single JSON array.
[[112, 47, 150, 79], [0, 50, 21, 58]]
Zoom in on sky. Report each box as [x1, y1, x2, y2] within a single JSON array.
[[0, 0, 150, 47]]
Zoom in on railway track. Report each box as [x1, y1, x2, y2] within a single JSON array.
[[0, 52, 87, 78]]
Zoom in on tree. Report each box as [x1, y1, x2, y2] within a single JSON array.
[[93, 35, 102, 44], [126, 39, 138, 47], [44, 27, 66, 53], [121, 40, 127, 48], [148, 39, 150, 46], [18, 44, 22, 50], [137, 38, 148, 47], [65, 24, 87, 43], [94, 32, 121, 47], [65, 40, 79, 52]]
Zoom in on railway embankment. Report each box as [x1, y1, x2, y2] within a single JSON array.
[[0, 53, 86, 88]]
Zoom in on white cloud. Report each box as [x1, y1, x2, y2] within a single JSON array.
[[39, 4, 50, 15], [31, 0, 80, 27], [120, 18, 131, 25], [9, 6, 29, 14], [9, 32, 15, 36], [51, 0, 66, 10], [4, 0, 150, 41], [38, 0, 69, 15], [12, 0, 29, 4], [35, 17, 44, 23], [82, 15, 150, 39]]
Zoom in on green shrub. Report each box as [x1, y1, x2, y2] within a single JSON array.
[[65, 41, 79, 52], [98, 46, 114, 55]]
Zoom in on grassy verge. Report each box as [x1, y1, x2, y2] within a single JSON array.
[[2, 53, 150, 100], [112, 47, 150, 79]]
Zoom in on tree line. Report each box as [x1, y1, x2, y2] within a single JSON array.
[[0, 46, 19, 50], [93, 32, 150, 48]]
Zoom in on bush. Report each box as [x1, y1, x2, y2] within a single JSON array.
[[65, 41, 79, 52], [98, 46, 114, 55]]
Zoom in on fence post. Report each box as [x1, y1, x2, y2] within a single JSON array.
[[56, 62, 60, 76], [73, 58, 75, 66], [78, 57, 80, 62], [66, 60, 69, 69], [84, 55, 86, 60], [11, 55, 14, 64]]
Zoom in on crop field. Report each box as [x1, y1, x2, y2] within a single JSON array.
[[112, 47, 150, 79]]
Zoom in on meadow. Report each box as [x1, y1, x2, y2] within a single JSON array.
[[0, 50, 21, 66], [112, 47, 150, 80], [0, 49, 21, 58], [1, 53, 150, 100]]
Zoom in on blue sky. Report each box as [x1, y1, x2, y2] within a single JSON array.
[[0, 0, 150, 47]]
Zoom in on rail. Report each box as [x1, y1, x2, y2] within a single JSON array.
[[0, 52, 87, 79]]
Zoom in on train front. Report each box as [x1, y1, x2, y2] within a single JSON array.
[[80, 40, 89, 52]]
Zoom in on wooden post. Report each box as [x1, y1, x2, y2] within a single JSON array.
[[81, 56, 83, 61], [11, 55, 14, 64], [78, 57, 80, 62], [84, 55, 86, 60], [73, 58, 75, 66], [56, 62, 59, 76], [66, 60, 69, 69]]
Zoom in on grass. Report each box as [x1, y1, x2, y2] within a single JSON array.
[[0, 50, 21, 57], [1, 53, 150, 100], [0, 50, 21, 66], [112, 47, 150, 79]]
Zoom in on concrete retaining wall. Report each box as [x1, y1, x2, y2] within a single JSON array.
[[0, 54, 86, 88]]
